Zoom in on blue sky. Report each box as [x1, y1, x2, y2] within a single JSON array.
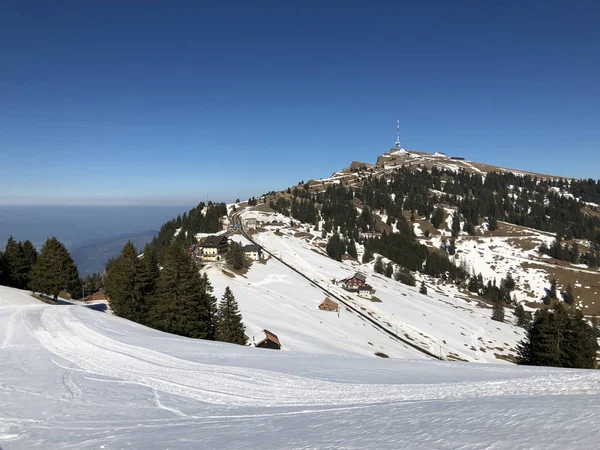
[[1, 1, 598, 205]]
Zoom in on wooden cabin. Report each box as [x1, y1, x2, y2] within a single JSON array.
[[254, 329, 281, 350], [319, 297, 339, 312], [342, 272, 367, 290]]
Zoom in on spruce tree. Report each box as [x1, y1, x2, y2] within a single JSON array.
[[136, 245, 160, 322], [4, 236, 28, 289], [517, 303, 598, 368], [347, 239, 358, 259], [150, 244, 216, 339], [374, 256, 384, 274], [515, 304, 532, 329], [385, 262, 394, 278], [326, 233, 345, 262], [561, 283, 575, 305], [215, 287, 246, 345], [226, 241, 247, 270], [104, 242, 142, 321], [29, 237, 79, 300], [419, 281, 427, 295], [362, 246, 374, 263], [491, 301, 505, 322]]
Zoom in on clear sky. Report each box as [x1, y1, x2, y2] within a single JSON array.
[[1, 1, 598, 205]]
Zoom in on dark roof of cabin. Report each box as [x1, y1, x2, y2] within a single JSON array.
[[257, 329, 280, 346], [358, 285, 373, 291], [353, 273, 366, 282], [243, 244, 261, 252], [201, 235, 228, 247]]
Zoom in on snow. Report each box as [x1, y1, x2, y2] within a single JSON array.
[[204, 235, 425, 359], [2, 284, 600, 449], [250, 228, 525, 363]]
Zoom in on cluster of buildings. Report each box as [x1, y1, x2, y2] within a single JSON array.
[[340, 272, 375, 299], [191, 235, 263, 263]]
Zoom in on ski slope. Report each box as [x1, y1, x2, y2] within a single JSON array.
[[2, 285, 600, 449]]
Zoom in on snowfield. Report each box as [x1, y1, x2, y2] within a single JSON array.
[[248, 227, 526, 363], [3, 285, 600, 449]]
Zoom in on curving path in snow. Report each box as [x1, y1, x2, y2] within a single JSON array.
[[3, 285, 600, 450]]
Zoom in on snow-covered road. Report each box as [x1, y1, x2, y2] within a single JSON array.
[[2, 285, 600, 449]]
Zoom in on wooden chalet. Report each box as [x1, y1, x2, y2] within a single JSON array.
[[319, 297, 339, 312], [254, 329, 281, 350], [342, 272, 367, 290]]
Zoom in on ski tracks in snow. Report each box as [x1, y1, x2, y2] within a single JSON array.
[[29, 305, 600, 410]]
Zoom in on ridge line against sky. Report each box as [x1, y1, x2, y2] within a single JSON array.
[[1, 1, 598, 206]]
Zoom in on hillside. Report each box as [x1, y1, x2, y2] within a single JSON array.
[[132, 147, 600, 364], [2, 285, 600, 449]]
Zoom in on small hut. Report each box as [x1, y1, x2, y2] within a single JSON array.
[[254, 329, 281, 350], [319, 297, 339, 312]]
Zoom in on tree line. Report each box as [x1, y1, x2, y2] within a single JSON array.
[[105, 241, 246, 345], [0, 236, 80, 300]]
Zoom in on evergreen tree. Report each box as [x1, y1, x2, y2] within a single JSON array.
[[419, 281, 427, 295], [29, 237, 79, 300], [136, 245, 160, 322], [561, 283, 575, 305], [104, 242, 142, 321], [431, 207, 445, 229], [3, 236, 28, 289], [215, 287, 246, 345], [347, 239, 358, 259], [326, 233, 345, 262], [491, 301, 505, 322], [515, 304, 532, 329], [0, 249, 6, 285], [362, 246, 374, 263], [385, 262, 394, 278], [150, 244, 216, 339], [517, 303, 598, 368], [374, 256, 384, 274], [451, 211, 461, 238], [226, 241, 247, 270]]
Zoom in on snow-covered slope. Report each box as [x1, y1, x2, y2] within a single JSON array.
[[202, 235, 427, 359], [2, 285, 600, 450], [247, 225, 525, 363]]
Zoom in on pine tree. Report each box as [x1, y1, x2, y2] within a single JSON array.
[[419, 281, 427, 295], [136, 245, 160, 323], [326, 233, 345, 262], [150, 244, 216, 339], [104, 242, 142, 321], [516, 303, 598, 368], [29, 237, 79, 300], [362, 246, 374, 263], [385, 262, 394, 278], [226, 241, 247, 270], [4, 236, 28, 289], [347, 239, 358, 259], [491, 301, 505, 322], [0, 249, 6, 285], [215, 287, 246, 345], [561, 283, 575, 305], [451, 211, 461, 238], [374, 256, 384, 274], [515, 304, 532, 329]]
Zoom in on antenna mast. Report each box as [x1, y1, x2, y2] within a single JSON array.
[[395, 117, 401, 149]]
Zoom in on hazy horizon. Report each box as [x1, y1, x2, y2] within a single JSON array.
[[0, 204, 194, 249]]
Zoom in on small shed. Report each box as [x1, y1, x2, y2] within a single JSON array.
[[319, 297, 339, 312], [254, 329, 281, 350]]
